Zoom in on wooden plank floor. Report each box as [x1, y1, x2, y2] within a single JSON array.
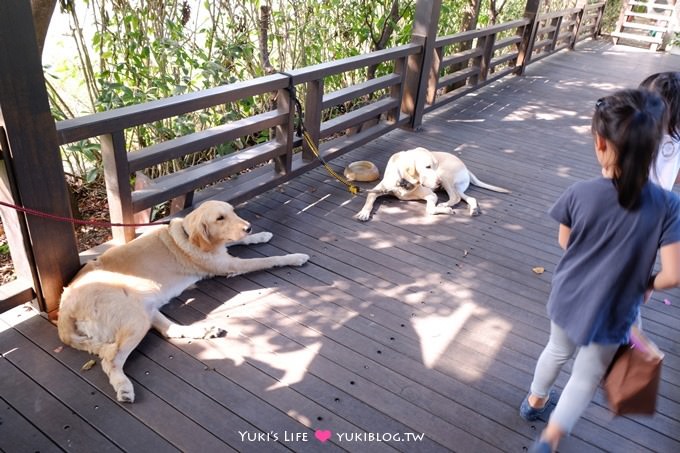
[[2, 40, 679, 452]]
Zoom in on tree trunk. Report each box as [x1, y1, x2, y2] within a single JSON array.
[[367, 0, 400, 80], [258, 5, 275, 75], [462, 0, 482, 32], [447, 0, 482, 92]]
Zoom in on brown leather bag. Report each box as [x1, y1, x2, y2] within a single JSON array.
[[604, 325, 664, 416]]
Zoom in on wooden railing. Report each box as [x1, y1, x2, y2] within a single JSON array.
[[0, 0, 608, 313], [612, 0, 679, 51], [53, 2, 606, 246], [56, 45, 418, 243], [425, 19, 531, 113], [529, 2, 606, 62]]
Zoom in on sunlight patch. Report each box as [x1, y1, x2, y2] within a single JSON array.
[[0, 303, 40, 332], [571, 124, 591, 135], [299, 194, 330, 213], [503, 109, 534, 121], [286, 410, 311, 426], [412, 302, 475, 368], [556, 165, 573, 178], [370, 239, 396, 249], [267, 341, 322, 390], [452, 316, 512, 381]]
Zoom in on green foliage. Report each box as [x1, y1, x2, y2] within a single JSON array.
[[46, 0, 534, 183], [601, 0, 622, 33]]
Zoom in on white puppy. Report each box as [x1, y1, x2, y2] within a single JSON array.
[[355, 147, 509, 221], [58, 200, 309, 403]]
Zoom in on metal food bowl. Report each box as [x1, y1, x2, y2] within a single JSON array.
[[344, 160, 379, 182]]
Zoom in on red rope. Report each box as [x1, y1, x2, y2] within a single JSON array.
[[0, 200, 170, 228]]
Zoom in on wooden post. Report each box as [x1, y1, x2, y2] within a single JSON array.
[[274, 87, 294, 174], [0, 128, 39, 308], [302, 80, 323, 162], [402, 0, 443, 129], [426, 47, 443, 105], [571, 0, 588, 49], [101, 131, 135, 243], [550, 16, 563, 52], [478, 35, 497, 82], [515, 0, 541, 75], [612, 0, 631, 45], [388, 57, 408, 122], [593, 1, 607, 38], [0, 0, 81, 315]]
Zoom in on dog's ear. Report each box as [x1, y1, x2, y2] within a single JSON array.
[[400, 156, 419, 185], [184, 214, 213, 252]]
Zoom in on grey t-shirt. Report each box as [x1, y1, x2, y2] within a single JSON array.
[[548, 177, 680, 345]]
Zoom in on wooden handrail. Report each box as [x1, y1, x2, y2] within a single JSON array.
[[50, 2, 608, 247], [286, 43, 421, 84], [0, 0, 611, 311], [435, 19, 531, 48], [55, 74, 290, 144]]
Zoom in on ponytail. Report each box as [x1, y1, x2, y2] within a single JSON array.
[[639, 72, 680, 141], [592, 90, 666, 209]]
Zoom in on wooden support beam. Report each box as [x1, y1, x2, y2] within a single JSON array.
[[0, 0, 81, 315], [302, 80, 323, 162], [101, 130, 135, 243], [515, 0, 542, 75], [274, 87, 294, 174], [402, 0, 443, 129]]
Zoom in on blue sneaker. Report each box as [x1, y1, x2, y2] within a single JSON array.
[[519, 389, 557, 421], [528, 439, 552, 453]]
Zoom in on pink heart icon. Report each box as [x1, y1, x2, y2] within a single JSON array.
[[315, 429, 332, 443]]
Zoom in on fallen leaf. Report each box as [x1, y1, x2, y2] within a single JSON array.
[[463, 249, 469, 257], [532, 266, 545, 275], [53, 346, 63, 353], [81, 359, 96, 371], [664, 298, 672, 306]]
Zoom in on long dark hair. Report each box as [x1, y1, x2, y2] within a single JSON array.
[[639, 72, 680, 141], [591, 89, 666, 210]]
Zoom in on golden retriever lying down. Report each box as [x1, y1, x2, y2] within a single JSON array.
[[58, 200, 309, 402]]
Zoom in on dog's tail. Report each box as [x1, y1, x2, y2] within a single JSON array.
[[468, 170, 510, 193], [57, 307, 97, 354]]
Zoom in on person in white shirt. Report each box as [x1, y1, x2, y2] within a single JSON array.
[[640, 72, 680, 190]]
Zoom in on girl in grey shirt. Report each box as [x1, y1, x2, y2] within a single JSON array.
[[520, 89, 680, 453]]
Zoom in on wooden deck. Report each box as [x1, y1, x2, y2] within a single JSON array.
[[2, 40, 679, 452]]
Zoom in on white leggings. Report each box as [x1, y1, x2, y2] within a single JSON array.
[[530, 322, 620, 433]]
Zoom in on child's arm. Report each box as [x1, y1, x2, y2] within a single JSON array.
[[650, 242, 680, 290], [558, 224, 571, 250]]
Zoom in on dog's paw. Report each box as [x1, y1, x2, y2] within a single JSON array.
[[355, 211, 371, 222], [117, 388, 135, 403], [115, 381, 135, 403], [249, 231, 273, 244], [287, 253, 309, 266], [203, 326, 227, 339], [469, 207, 481, 216], [430, 206, 454, 215]]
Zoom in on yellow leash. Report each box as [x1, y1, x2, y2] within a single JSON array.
[[300, 129, 360, 195], [282, 73, 360, 195]]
